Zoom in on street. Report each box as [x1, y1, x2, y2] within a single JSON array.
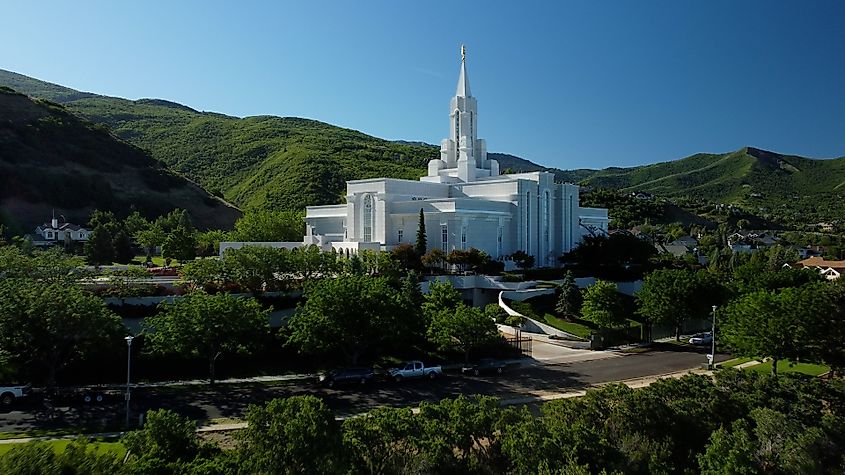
[[0, 344, 726, 435]]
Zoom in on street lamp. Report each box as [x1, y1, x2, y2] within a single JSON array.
[[124, 335, 134, 429], [709, 305, 717, 370]]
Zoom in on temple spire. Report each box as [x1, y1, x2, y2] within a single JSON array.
[[456, 44, 471, 97]]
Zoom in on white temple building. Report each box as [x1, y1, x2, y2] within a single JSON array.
[[301, 46, 608, 268]]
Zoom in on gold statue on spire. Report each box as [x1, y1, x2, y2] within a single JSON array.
[[461, 44, 466, 63]]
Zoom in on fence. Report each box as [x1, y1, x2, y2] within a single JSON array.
[[505, 335, 533, 357]]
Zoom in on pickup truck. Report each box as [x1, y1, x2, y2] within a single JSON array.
[[389, 361, 443, 382], [0, 384, 32, 406]]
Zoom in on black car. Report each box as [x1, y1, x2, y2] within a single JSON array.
[[319, 368, 375, 387], [462, 358, 507, 376]]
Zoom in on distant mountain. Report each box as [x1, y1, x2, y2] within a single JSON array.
[[487, 152, 596, 183], [581, 147, 845, 198], [0, 87, 240, 234]]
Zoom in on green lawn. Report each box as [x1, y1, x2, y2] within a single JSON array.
[[542, 314, 593, 339], [130, 255, 167, 266], [746, 360, 830, 376], [719, 357, 754, 369], [0, 439, 125, 457]]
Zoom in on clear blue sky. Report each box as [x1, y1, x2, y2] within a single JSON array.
[[3, 1, 844, 170]]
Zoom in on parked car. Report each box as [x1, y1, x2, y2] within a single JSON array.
[[0, 384, 32, 406], [689, 332, 713, 345], [319, 368, 375, 388], [44, 387, 123, 406], [388, 361, 443, 382], [462, 358, 507, 376]]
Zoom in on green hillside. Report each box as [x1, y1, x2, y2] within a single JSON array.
[[582, 147, 845, 197], [2, 69, 843, 228], [0, 69, 432, 211], [0, 87, 240, 233], [578, 147, 845, 225]]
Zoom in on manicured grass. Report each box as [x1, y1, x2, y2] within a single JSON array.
[[719, 357, 754, 369], [542, 314, 593, 339], [130, 255, 167, 267], [746, 360, 830, 376], [0, 439, 125, 457]]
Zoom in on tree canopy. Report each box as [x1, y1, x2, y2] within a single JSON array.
[[287, 275, 417, 365], [144, 291, 269, 383]]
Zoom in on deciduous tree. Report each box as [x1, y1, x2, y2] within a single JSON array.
[[230, 210, 304, 242], [0, 279, 125, 385], [581, 280, 624, 329], [287, 275, 414, 364], [427, 304, 501, 362], [239, 396, 344, 475], [144, 291, 269, 383], [721, 285, 825, 376]]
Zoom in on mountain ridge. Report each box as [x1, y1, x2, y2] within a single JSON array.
[[1, 68, 843, 228], [0, 86, 241, 233]]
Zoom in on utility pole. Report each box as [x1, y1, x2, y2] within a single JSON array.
[[124, 335, 134, 429]]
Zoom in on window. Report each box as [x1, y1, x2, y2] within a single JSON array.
[[544, 190, 551, 254], [454, 112, 460, 140], [441, 225, 448, 251], [363, 194, 373, 242], [460, 226, 467, 250], [46, 231, 53, 239], [497, 226, 503, 258], [397, 229, 403, 242], [526, 192, 530, 253]]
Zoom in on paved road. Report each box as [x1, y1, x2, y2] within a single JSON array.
[[0, 345, 726, 435]]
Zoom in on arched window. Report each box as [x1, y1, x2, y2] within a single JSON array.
[[363, 194, 374, 242]]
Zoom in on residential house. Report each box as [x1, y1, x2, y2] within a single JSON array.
[[29, 215, 91, 247], [792, 256, 845, 281], [727, 231, 778, 253]]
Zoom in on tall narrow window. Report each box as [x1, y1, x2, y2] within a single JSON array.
[[441, 225, 448, 251], [460, 226, 467, 250], [544, 191, 551, 261], [397, 229, 403, 243], [525, 192, 531, 254], [454, 112, 460, 140], [497, 226, 503, 258], [363, 194, 373, 242]]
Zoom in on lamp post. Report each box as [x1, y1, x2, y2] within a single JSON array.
[[709, 305, 717, 370], [124, 335, 134, 429]]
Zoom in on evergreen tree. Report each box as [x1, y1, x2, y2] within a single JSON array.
[[85, 225, 114, 265], [556, 271, 582, 318], [415, 208, 427, 257], [112, 230, 135, 264]]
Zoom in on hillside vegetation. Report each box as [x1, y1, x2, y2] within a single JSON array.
[[0, 69, 431, 212], [0, 87, 240, 233], [2, 69, 844, 228]]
